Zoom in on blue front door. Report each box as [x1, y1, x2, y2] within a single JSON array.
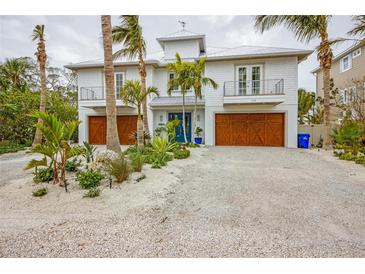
[[168, 112, 191, 143]]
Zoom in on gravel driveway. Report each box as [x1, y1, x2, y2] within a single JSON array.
[[1, 147, 365, 257]]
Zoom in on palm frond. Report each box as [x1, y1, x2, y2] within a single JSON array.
[[348, 15, 365, 37], [32, 25, 45, 41], [25, 156, 48, 170]]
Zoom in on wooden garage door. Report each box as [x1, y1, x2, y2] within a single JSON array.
[[215, 113, 284, 146], [89, 115, 138, 145]]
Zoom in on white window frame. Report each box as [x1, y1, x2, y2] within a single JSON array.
[[340, 54, 352, 72], [167, 71, 192, 93], [235, 64, 263, 96], [352, 48, 361, 58], [114, 72, 125, 98]]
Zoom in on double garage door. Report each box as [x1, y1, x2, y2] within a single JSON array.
[[88, 115, 137, 145], [215, 113, 284, 146]]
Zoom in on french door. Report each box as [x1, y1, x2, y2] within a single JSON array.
[[236, 65, 263, 96]]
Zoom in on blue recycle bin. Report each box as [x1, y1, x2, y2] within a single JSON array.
[[298, 133, 310, 149]]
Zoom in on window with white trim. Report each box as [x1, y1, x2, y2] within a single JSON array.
[[340, 55, 352, 72], [168, 72, 178, 91], [352, 48, 361, 58], [115, 72, 124, 99]]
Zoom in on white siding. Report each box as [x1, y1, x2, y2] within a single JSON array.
[[164, 40, 200, 60], [76, 55, 299, 147]]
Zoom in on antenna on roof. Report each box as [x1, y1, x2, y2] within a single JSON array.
[[178, 20, 186, 30]]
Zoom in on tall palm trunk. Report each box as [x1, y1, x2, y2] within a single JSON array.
[[33, 38, 47, 146], [320, 32, 333, 150], [182, 92, 188, 143], [101, 15, 121, 153], [137, 103, 144, 149], [138, 53, 149, 135], [193, 94, 198, 137]]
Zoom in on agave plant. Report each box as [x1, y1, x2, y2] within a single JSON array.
[[28, 111, 81, 186]]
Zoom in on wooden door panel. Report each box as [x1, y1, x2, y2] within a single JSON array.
[[88, 115, 138, 145], [89, 116, 106, 145], [215, 113, 284, 147]]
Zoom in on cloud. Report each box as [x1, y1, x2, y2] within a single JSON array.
[[201, 15, 236, 27]]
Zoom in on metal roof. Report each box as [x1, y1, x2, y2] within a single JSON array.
[[149, 96, 205, 107], [311, 41, 363, 74], [65, 29, 313, 69]]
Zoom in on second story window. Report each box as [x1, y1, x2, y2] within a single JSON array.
[[168, 72, 183, 92], [115, 72, 124, 98], [353, 48, 361, 58], [340, 55, 352, 72]]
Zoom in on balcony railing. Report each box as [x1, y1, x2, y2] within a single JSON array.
[[79, 86, 122, 101], [223, 79, 284, 97]]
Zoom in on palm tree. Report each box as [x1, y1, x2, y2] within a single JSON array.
[[298, 88, 315, 124], [0, 58, 30, 91], [101, 15, 121, 153], [32, 25, 48, 146], [30, 111, 80, 186], [348, 15, 365, 41], [167, 53, 194, 143], [120, 80, 159, 148], [255, 15, 335, 149], [191, 57, 218, 135], [112, 16, 150, 135]]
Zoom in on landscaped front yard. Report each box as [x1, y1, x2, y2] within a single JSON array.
[[1, 146, 365, 257]]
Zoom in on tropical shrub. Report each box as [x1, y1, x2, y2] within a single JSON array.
[[354, 156, 365, 165], [65, 158, 81, 172], [80, 141, 96, 163], [128, 148, 146, 172], [173, 148, 190, 159], [83, 187, 101, 198], [194, 126, 203, 137], [166, 118, 180, 142], [109, 155, 131, 183], [76, 170, 104, 189], [332, 121, 364, 155], [338, 152, 358, 161], [32, 187, 48, 197], [147, 136, 177, 168], [33, 167, 54, 183]]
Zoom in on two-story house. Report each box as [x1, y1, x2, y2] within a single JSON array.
[[312, 42, 365, 124], [65, 29, 312, 148]]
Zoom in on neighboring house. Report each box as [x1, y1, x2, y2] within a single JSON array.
[[65, 29, 312, 148], [312, 43, 365, 124]]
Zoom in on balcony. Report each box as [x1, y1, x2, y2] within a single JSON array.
[[79, 86, 128, 108], [223, 79, 285, 105]]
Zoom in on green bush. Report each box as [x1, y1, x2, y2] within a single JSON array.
[[65, 158, 81, 172], [332, 121, 364, 154], [339, 152, 357, 161], [32, 187, 48, 197], [354, 156, 365, 165], [0, 141, 26, 155], [76, 170, 103, 189], [128, 149, 146, 172], [173, 148, 190, 159], [83, 187, 100, 198], [109, 155, 131, 183], [80, 141, 96, 163], [33, 167, 54, 183]]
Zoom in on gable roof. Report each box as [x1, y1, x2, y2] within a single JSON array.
[[65, 29, 313, 69], [311, 42, 363, 74]]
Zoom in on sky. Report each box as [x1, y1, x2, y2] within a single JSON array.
[[0, 15, 359, 91]]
